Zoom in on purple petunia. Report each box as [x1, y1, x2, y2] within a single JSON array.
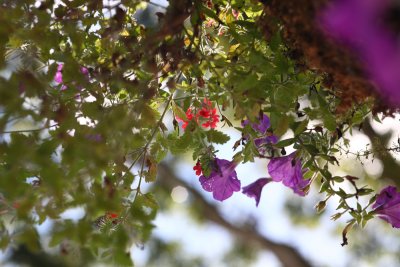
[[372, 185, 400, 228], [267, 152, 310, 196], [242, 178, 271, 206], [199, 158, 241, 201], [242, 113, 278, 154], [320, 0, 400, 106], [54, 63, 64, 84], [242, 113, 271, 134]]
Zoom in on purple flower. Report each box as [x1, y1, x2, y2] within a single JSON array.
[[320, 0, 400, 106], [242, 113, 271, 134], [54, 64, 90, 91], [242, 178, 271, 207], [57, 63, 64, 72], [372, 186, 400, 228], [267, 152, 310, 196], [242, 113, 278, 154], [254, 135, 279, 148], [80, 66, 89, 76], [54, 63, 63, 84], [199, 158, 241, 201]]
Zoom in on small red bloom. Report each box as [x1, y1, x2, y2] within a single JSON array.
[[176, 108, 194, 129], [106, 212, 118, 219], [193, 161, 203, 176], [198, 109, 210, 117], [197, 98, 220, 129], [176, 98, 219, 130]]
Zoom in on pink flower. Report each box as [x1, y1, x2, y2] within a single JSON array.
[[53, 64, 90, 91], [54, 63, 64, 84], [232, 9, 239, 20], [205, 19, 217, 28]]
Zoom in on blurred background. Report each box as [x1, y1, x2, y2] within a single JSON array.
[[128, 113, 400, 267]]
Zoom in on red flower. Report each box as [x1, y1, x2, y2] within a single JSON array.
[[176, 108, 194, 129], [193, 161, 203, 176], [197, 98, 219, 129], [106, 212, 118, 219], [176, 98, 219, 130]]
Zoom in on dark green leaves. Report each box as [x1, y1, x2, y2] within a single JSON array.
[[206, 129, 230, 144]]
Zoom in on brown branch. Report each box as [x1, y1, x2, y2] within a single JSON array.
[[157, 162, 313, 267]]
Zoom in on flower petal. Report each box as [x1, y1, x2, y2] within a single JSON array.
[[373, 186, 400, 228], [199, 158, 241, 201], [267, 152, 310, 196], [242, 114, 271, 134], [242, 178, 271, 206], [54, 71, 63, 84]]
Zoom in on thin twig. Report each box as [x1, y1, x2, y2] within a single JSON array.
[[0, 124, 58, 134]]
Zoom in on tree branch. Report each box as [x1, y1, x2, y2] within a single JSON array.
[[362, 120, 400, 187], [157, 162, 313, 267]]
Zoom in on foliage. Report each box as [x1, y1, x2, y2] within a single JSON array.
[[0, 0, 397, 265]]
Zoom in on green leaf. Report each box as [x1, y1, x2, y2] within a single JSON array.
[[323, 114, 336, 132], [274, 138, 295, 148], [304, 144, 319, 156], [294, 119, 309, 135], [319, 181, 330, 193], [206, 129, 230, 144], [171, 101, 187, 120]]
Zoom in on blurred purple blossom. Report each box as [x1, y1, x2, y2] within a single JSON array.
[[85, 134, 103, 142], [372, 185, 400, 228], [242, 178, 271, 206], [242, 113, 278, 154], [320, 0, 400, 105], [54, 64, 90, 91], [54, 63, 64, 84], [242, 113, 271, 134], [267, 152, 310, 196], [80, 66, 89, 76], [199, 158, 241, 201]]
